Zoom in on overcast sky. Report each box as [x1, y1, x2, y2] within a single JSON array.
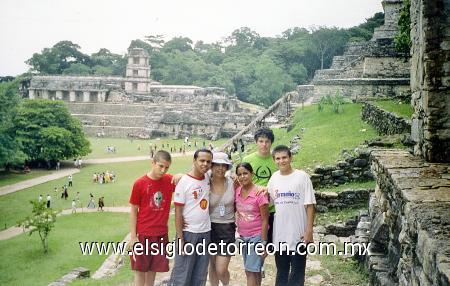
[[0, 0, 383, 76]]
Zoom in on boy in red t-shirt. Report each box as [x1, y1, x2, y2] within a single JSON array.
[[129, 150, 175, 286]]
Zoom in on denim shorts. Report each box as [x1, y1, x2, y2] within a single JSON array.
[[241, 235, 264, 272]]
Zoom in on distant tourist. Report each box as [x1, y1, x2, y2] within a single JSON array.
[[98, 197, 105, 211], [87, 193, 95, 209], [38, 194, 43, 203], [71, 200, 77, 214], [46, 194, 51, 208], [68, 174, 73, 187]]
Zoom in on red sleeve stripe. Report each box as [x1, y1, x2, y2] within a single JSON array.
[[174, 202, 185, 206]]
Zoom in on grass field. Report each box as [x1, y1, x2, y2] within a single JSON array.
[[0, 212, 129, 286], [372, 100, 413, 119], [86, 137, 228, 159], [239, 103, 378, 170], [0, 169, 53, 188], [0, 156, 192, 228]]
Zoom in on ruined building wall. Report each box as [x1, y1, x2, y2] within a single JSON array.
[[410, 0, 450, 162]]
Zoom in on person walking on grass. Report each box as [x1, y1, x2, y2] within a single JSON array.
[[71, 200, 77, 214]]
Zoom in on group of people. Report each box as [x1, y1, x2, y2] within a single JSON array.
[[129, 127, 316, 286], [74, 158, 83, 169], [92, 171, 116, 184]]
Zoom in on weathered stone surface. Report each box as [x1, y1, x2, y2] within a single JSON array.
[[368, 149, 450, 285], [410, 0, 450, 163], [27, 49, 259, 139], [48, 267, 90, 286], [362, 102, 411, 136]]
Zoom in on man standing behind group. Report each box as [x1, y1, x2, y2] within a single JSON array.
[[243, 128, 277, 246], [170, 149, 213, 286], [129, 150, 175, 286], [268, 145, 316, 286]]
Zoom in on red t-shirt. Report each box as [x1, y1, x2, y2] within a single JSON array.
[[129, 174, 175, 236]]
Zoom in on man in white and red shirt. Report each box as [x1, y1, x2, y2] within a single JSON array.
[[129, 150, 175, 286], [169, 149, 213, 286]]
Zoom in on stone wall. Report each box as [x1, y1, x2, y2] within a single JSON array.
[[410, 0, 450, 163], [312, 79, 410, 102], [362, 102, 411, 135], [363, 57, 410, 78], [315, 189, 372, 213], [310, 147, 373, 188], [368, 150, 450, 285]]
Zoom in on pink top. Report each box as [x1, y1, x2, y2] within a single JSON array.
[[235, 185, 269, 237]]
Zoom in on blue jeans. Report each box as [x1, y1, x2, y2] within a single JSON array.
[[275, 250, 307, 286]]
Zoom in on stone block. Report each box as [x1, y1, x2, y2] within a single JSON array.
[[354, 158, 368, 167], [331, 170, 345, 177], [337, 161, 349, 168], [370, 212, 389, 246]]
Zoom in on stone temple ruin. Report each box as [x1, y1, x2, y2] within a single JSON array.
[[27, 48, 257, 139], [349, 0, 450, 285], [298, 0, 411, 102]]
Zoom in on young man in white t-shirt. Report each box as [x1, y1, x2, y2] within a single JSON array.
[[268, 145, 316, 286], [169, 149, 213, 286]]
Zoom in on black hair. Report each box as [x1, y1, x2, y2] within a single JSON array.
[[272, 145, 292, 157], [235, 162, 254, 174], [153, 150, 172, 163], [194, 148, 213, 159], [254, 127, 275, 143]]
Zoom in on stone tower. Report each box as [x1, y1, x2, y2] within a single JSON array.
[[371, 0, 404, 41], [124, 48, 152, 95]]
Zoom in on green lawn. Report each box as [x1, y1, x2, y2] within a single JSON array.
[[86, 137, 228, 159], [0, 156, 192, 228], [0, 212, 129, 286], [240, 103, 378, 170], [372, 100, 413, 119], [317, 180, 375, 192], [0, 169, 53, 188]]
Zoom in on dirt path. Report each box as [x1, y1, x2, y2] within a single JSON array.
[[82, 151, 194, 164], [0, 151, 194, 198], [0, 168, 80, 197]]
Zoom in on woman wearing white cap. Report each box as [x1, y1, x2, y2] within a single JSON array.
[[208, 152, 235, 286]]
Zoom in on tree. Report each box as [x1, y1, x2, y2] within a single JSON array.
[[226, 27, 260, 48], [26, 41, 90, 74], [62, 63, 91, 75], [310, 27, 348, 69], [163, 37, 193, 53], [394, 0, 411, 58], [248, 56, 295, 106], [145, 34, 165, 50], [0, 79, 26, 169], [14, 99, 91, 164], [19, 200, 58, 253], [90, 48, 124, 75]]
